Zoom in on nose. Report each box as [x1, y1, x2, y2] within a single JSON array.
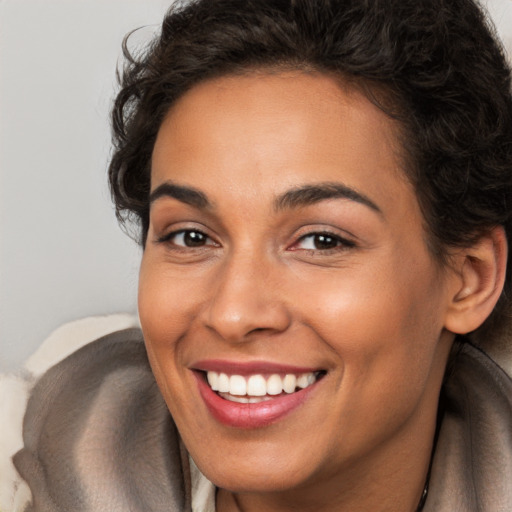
[[203, 251, 291, 342]]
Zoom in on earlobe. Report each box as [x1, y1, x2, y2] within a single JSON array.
[[444, 226, 508, 335]]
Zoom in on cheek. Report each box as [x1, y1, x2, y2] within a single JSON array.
[[295, 253, 447, 392], [138, 272, 200, 439], [138, 260, 192, 393], [298, 278, 444, 454], [138, 257, 202, 343]]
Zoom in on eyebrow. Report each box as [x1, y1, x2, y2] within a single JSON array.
[[149, 180, 382, 215], [274, 182, 382, 214], [149, 182, 211, 209]]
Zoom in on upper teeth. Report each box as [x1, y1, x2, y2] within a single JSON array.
[[206, 371, 318, 396]]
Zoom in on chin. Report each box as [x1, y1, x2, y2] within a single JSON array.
[[202, 464, 310, 494]]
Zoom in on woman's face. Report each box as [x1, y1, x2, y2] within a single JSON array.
[[139, 72, 456, 498]]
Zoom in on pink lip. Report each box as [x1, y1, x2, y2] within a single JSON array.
[[193, 369, 322, 429], [192, 359, 320, 376]]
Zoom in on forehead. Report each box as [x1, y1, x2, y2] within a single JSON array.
[[151, 71, 415, 220]]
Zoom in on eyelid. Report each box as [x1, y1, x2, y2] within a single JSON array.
[[288, 229, 357, 252], [156, 227, 219, 247]]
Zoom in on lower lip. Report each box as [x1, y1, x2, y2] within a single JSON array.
[[194, 372, 320, 429]]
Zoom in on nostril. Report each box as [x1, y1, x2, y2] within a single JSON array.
[[248, 327, 268, 335]]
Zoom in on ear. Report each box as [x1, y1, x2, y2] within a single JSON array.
[[444, 226, 508, 335]]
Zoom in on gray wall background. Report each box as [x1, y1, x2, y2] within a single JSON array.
[[0, 0, 171, 370], [1, 0, 512, 371]]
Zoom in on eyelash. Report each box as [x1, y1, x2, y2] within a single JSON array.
[[291, 231, 356, 253], [157, 229, 217, 248], [157, 228, 356, 254]]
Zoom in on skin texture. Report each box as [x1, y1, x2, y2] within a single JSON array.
[[138, 72, 500, 511]]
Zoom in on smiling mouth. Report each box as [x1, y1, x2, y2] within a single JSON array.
[[204, 370, 326, 404]]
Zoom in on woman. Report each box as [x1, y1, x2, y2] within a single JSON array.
[[12, 0, 512, 510]]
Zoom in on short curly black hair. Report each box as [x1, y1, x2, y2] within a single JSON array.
[[108, 0, 512, 342]]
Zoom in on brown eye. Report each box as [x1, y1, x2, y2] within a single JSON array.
[[161, 229, 214, 248], [293, 232, 356, 251], [311, 234, 339, 250], [182, 230, 207, 247]]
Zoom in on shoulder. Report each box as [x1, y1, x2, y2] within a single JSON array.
[[4, 316, 190, 512], [426, 342, 512, 510], [1, 314, 140, 512]]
